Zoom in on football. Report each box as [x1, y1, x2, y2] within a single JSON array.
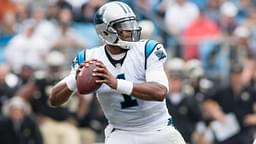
[[76, 62, 102, 94]]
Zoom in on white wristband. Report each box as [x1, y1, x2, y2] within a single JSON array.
[[116, 79, 133, 95], [65, 74, 76, 91]]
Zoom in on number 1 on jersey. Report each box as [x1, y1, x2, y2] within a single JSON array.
[[117, 74, 138, 109]]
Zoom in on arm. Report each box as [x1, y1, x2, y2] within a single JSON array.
[[131, 42, 169, 101], [132, 82, 168, 101], [49, 77, 74, 106], [131, 62, 169, 101], [49, 49, 87, 106]]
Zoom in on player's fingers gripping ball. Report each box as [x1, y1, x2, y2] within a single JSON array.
[[76, 63, 86, 80], [93, 60, 118, 89], [76, 60, 102, 94]]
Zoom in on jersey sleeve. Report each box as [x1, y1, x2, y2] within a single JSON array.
[[70, 49, 86, 74], [144, 40, 169, 91]]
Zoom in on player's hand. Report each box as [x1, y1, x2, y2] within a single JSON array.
[[75, 59, 96, 80], [75, 63, 85, 80], [92, 60, 117, 89]]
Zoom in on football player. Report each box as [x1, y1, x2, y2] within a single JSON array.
[[49, 1, 185, 144]]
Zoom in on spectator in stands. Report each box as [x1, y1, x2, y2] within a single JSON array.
[[21, 65, 34, 81], [0, 96, 43, 144], [228, 26, 255, 87], [15, 1, 29, 24], [77, 0, 106, 23], [45, 1, 59, 24], [233, 0, 253, 24], [183, 59, 214, 103], [0, 11, 16, 36], [164, 0, 199, 56], [32, 51, 81, 144], [5, 20, 51, 72], [203, 64, 256, 144], [182, 8, 221, 60], [165, 58, 207, 144], [219, 1, 238, 36], [205, 0, 222, 23], [164, 0, 199, 40], [242, 9, 256, 55], [29, 6, 58, 44], [0, 0, 16, 20], [230, 26, 253, 66], [0, 64, 19, 115], [0, 11, 17, 63], [51, 7, 86, 70], [76, 93, 107, 144]]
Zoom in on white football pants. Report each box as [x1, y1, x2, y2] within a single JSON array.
[[104, 124, 186, 144]]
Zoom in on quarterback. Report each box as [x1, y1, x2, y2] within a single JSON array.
[[49, 1, 185, 144]]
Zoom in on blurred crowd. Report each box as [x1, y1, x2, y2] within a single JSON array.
[[1, 0, 256, 144]]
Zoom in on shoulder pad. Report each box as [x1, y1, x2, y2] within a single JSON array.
[[77, 50, 86, 65], [72, 50, 86, 69], [145, 40, 159, 59]]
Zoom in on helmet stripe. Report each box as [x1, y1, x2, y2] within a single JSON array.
[[116, 2, 128, 14], [109, 16, 135, 27], [125, 4, 132, 13]]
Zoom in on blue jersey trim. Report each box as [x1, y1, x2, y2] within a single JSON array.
[[144, 40, 159, 69], [77, 50, 86, 65]]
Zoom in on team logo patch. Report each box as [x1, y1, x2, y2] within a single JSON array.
[[154, 47, 166, 60]]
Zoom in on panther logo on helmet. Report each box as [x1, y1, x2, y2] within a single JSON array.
[[94, 1, 142, 49]]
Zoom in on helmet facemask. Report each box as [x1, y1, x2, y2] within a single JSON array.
[[112, 19, 141, 41], [107, 18, 142, 49]]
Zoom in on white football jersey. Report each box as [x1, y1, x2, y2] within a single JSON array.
[[71, 39, 172, 131]]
